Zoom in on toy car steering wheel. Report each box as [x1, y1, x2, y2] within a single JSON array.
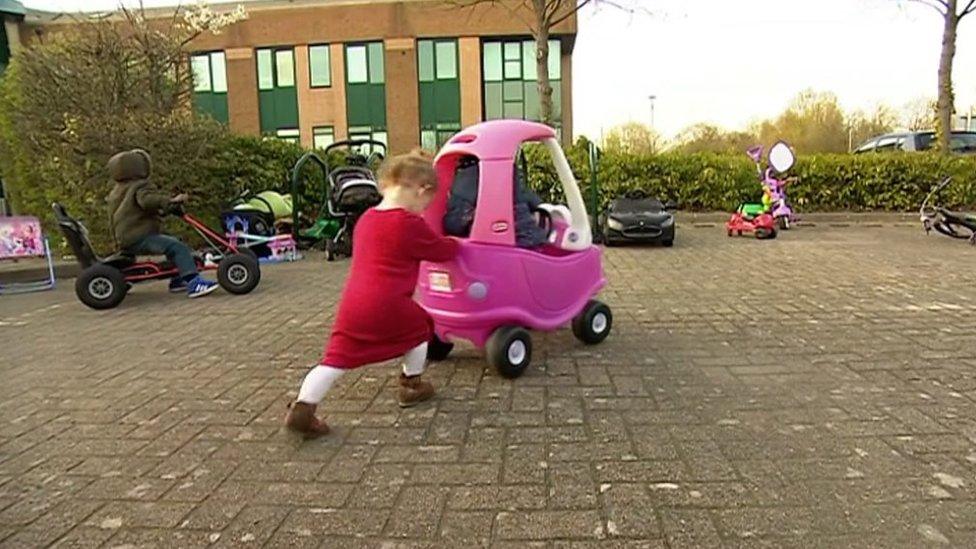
[[533, 206, 553, 238], [625, 189, 648, 200]]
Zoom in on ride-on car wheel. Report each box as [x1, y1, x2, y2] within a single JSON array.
[[662, 239, 674, 247], [754, 228, 776, 240], [777, 217, 790, 230], [217, 253, 261, 294], [486, 325, 533, 379], [572, 300, 613, 345], [427, 334, 454, 362], [76, 264, 127, 310]]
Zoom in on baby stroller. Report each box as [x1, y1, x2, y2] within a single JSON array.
[[323, 139, 385, 261]]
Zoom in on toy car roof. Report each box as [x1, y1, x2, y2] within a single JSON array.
[[435, 120, 557, 162]]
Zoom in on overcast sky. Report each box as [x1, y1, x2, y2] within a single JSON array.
[[21, 0, 976, 139]]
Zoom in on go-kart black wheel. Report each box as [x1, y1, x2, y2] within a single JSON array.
[[76, 264, 127, 310], [427, 334, 454, 362], [755, 228, 776, 240], [572, 300, 613, 345], [486, 325, 532, 379], [217, 253, 260, 295]]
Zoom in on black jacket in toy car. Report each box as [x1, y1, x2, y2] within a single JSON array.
[[602, 193, 676, 246]]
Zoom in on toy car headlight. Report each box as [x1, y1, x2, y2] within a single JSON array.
[[428, 271, 452, 293], [661, 215, 675, 227], [607, 217, 624, 231]]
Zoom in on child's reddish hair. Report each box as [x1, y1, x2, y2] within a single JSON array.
[[377, 149, 438, 192]]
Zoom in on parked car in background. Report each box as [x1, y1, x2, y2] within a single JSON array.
[[854, 131, 976, 154]]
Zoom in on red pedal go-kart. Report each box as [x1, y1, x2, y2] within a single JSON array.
[[726, 208, 777, 240], [53, 202, 261, 310]]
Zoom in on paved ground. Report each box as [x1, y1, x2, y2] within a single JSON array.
[[1, 225, 976, 548]]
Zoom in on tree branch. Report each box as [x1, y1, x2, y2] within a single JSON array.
[[906, 0, 950, 15], [450, 0, 536, 32], [962, 0, 976, 16], [549, 0, 592, 27]]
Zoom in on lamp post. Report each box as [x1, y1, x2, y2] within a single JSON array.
[[648, 95, 657, 129]]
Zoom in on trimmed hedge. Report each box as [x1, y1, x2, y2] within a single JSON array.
[[528, 141, 976, 213]]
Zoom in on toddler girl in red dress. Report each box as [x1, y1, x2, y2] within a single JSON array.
[[285, 150, 459, 438]]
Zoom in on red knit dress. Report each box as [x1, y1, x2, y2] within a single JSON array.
[[322, 208, 459, 368]]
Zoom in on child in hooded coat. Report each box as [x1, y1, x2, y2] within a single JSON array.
[[105, 149, 218, 297]]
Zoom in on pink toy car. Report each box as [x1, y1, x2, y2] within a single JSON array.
[[417, 120, 612, 378]]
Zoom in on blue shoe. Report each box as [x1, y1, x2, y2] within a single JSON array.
[[168, 277, 188, 293], [186, 276, 218, 298]]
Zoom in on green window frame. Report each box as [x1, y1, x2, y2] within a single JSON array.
[[345, 42, 387, 139], [482, 38, 562, 128], [313, 126, 335, 150], [190, 51, 228, 123], [309, 44, 331, 88], [256, 46, 300, 135], [418, 39, 461, 150]]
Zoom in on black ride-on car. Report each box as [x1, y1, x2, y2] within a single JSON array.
[[53, 202, 261, 310], [600, 190, 677, 247]]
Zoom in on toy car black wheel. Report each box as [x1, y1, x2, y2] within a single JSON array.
[[778, 217, 791, 230], [76, 264, 127, 310], [662, 239, 674, 247], [572, 300, 613, 345], [486, 325, 532, 379], [325, 241, 337, 261], [427, 334, 454, 362], [755, 228, 777, 240], [217, 253, 260, 294]]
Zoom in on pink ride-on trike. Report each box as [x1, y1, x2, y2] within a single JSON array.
[[417, 120, 612, 378]]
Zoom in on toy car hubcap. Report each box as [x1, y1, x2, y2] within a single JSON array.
[[228, 264, 248, 285], [592, 312, 608, 334], [88, 277, 113, 300], [507, 340, 527, 365]]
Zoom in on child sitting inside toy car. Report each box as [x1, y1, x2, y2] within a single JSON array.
[[443, 155, 548, 247], [106, 149, 218, 298]]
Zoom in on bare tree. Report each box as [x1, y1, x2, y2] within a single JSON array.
[[454, 0, 642, 127], [901, 0, 976, 151]]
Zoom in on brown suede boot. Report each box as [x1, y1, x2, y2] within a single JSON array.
[[398, 374, 435, 408], [284, 401, 330, 439]]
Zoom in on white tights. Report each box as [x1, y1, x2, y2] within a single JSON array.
[[296, 342, 428, 404]]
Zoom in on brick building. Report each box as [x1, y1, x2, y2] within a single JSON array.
[[12, 0, 577, 152]]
